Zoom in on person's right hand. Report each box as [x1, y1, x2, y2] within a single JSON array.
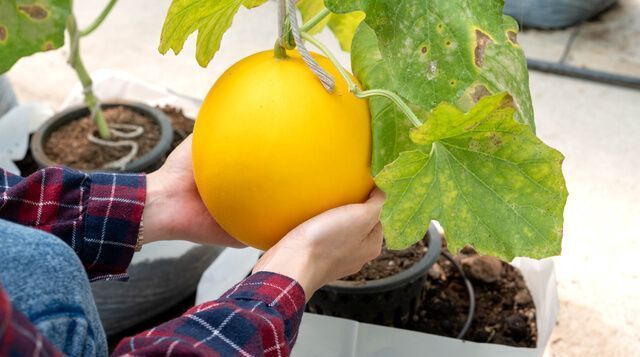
[[253, 188, 385, 300]]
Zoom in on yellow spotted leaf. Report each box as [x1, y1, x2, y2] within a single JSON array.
[[375, 93, 567, 259], [242, 0, 268, 8], [298, 0, 364, 51], [159, 0, 270, 67]]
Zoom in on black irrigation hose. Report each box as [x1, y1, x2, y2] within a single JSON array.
[[527, 58, 640, 90], [441, 250, 476, 340]]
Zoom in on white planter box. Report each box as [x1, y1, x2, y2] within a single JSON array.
[[293, 258, 558, 357], [197, 248, 558, 356]]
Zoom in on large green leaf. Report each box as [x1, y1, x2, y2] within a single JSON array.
[[298, 0, 364, 51], [298, 0, 332, 34], [375, 93, 567, 259], [0, 0, 71, 74], [331, 0, 534, 170], [242, 0, 268, 8], [351, 23, 414, 174], [159, 0, 267, 67]]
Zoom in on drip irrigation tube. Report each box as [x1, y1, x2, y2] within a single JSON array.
[[527, 59, 640, 90], [441, 250, 476, 340]]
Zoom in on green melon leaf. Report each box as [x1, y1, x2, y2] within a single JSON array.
[[159, 0, 249, 67], [0, 0, 71, 74], [298, 0, 364, 51], [332, 0, 535, 171], [242, 0, 268, 8], [375, 93, 567, 259], [351, 23, 415, 174], [298, 0, 332, 34], [326, 10, 365, 51]]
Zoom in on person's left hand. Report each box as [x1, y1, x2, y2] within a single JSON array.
[[142, 134, 244, 247]]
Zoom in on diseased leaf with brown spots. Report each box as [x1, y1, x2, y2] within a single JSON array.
[[334, 1, 567, 260], [0, 0, 71, 73], [333, 0, 535, 173], [375, 93, 567, 259]]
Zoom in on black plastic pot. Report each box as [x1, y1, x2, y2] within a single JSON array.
[[307, 222, 444, 326], [31, 101, 173, 173]]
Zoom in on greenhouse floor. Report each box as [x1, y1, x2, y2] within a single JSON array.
[[7, 0, 640, 355]]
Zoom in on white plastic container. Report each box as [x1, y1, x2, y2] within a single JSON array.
[[196, 248, 558, 356]]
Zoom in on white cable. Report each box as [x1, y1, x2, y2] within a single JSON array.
[[285, 0, 335, 92]]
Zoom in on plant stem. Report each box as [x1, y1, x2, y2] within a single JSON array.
[[301, 31, 423, 128], [300, 8, 331, 33], [274, 0, 289, 59], [79, 0, 118, 37], [67, 14, 111, 139], [274, 40, 288, 59], [356, 90, 422, 127]]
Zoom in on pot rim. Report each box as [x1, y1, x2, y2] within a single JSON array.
[[322, 221, 444, 294], [30, 100, 174, 172]]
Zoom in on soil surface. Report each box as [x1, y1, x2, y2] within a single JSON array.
[[44, 106, 160, 170], [335, 240, 537, 348], [342, 240, 427, 282], [406, 245, 537, 347]]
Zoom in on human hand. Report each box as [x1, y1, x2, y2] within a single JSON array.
[[143, 135, 243, 247], [253, 188, 385, 299]]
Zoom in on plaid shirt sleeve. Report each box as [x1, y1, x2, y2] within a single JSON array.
[[0, 167, 145, 282], [113, 272, 306, 357]]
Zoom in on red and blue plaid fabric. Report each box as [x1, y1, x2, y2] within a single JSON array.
[[0, 167, 307, 356], [0, 167, 145, 281], [114, 272, 306, 356]]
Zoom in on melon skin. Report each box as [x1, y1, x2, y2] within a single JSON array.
[[192, 50, 374, 250]]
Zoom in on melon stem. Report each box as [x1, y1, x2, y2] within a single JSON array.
[[301, 31, 423, 128]]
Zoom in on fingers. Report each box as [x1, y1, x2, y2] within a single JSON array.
[[365, 222, 383, 259], [367, 187, 386, 207], [360, 187, 385, 229]]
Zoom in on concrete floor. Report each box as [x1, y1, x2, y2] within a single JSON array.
[[6, 0, 640, 355], [518, 0, 640, 78]]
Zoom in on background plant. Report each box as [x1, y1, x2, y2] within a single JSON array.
[[0, 0, 118, 139], [170, 0, 567, 260]]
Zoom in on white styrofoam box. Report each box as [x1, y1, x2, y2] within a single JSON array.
[[195, 248, 558, 357], [292, 258, 558, 357], [0, 103, 53, 174]]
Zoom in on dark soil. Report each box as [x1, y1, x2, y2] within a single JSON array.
[[44, 106, 161, 170], [332, 240, 537, 348], [405, 245, 537, 347], [17, 105, 194, 176], [342, 240, 427, 282]]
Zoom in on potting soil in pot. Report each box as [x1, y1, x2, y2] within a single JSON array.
[[322, 241, 538, 348], [44, 106, 161, 170], [342, 240, 427, 282], [408, 245, 538, 347]]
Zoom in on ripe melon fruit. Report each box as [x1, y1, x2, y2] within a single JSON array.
[[192, 50, 373, 250]]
